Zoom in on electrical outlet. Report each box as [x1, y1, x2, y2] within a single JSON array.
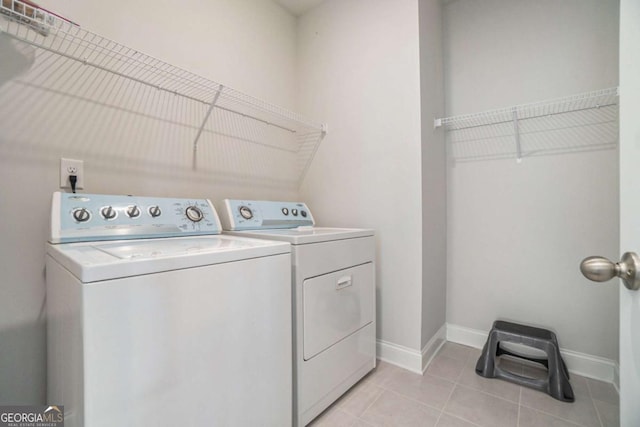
[[60, 158, 84, 190]]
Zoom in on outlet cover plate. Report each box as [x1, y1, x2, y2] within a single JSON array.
[[60, 158, 84, 189]]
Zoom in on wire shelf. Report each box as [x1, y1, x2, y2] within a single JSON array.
[[0, 0, 326, 186], [435, 87, 619, 162]]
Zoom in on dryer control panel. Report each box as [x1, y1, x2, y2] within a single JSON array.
[[50, 192, 222, 243], [222, 199, 315, 230]]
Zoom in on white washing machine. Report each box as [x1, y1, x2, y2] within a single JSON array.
[[46, 192, 292, 427], [220, 199, 376, 426]]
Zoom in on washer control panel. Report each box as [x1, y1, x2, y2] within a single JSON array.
[[50, 192, 222, 243], [222, 199, 315, 230]]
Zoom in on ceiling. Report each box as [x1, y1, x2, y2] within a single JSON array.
[[272, 0, 326, 16]]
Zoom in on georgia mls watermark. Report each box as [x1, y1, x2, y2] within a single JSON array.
[[0, 406, 63, 427]]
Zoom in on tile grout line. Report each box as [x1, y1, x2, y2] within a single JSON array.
[[455, 381, 522, 406], [440, 351, 492, 427], [434, 344, 475, 426], [351, 414, 375, 427], [586, 378, 606, 427], [341, 363, 392, 424], [518, 401, 593, 427], [442, 412, 484, 427], [354, 384, 387, 425], [380, 386, 444, 414], [435, 381, 459, 426]]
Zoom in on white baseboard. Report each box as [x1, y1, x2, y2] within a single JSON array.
[[376, 324, 447, 374], [376, 339, 423, 374], [421, 324, 447, 373], [446, 323, 619, 386], [377, 323, 619, 388], [446, 323, 488, 349]]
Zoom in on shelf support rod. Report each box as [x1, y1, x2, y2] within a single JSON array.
[[512, 107, 522, 163], [192, 84, 224, 170], [297, 124, 329, 187]]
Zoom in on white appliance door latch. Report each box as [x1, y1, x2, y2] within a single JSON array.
[[336, 275, 353, 290]]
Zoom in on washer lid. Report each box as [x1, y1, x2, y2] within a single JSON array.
[[47, 235, 290, 282], [225, 227, 374, 245]]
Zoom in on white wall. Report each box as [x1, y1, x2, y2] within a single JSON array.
[[444, 0, 620, 360], [419, 0, 447, 350], [297, 0, 425, 351], [45, 0, 297, 109], [0, 0, 298, 403]]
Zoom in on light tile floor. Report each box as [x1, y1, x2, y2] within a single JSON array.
[[309, 342, 619, 427]]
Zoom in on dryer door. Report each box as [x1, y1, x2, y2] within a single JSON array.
[[302, 262, 374, 360]]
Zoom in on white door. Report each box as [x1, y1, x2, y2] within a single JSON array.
[[619, 1, 640, 425]]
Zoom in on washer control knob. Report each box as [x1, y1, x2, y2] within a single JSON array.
[[282, 207, 289, 216], [148, 205, 162, 218], [72, 208, 91, 223], [292, 209, 298, 216], [126, 205, 141, 218], [101, 206, 116, 220], [185, 206, 204, 222], [301, 210, 307, 218], [239, 206, 253, 220]]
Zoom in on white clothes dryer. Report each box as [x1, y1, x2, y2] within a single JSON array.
[[220, 199, 376, 426], [46, 192, 292, 427]]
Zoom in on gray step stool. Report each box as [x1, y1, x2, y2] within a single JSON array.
[[475, 320, 574, 402]]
